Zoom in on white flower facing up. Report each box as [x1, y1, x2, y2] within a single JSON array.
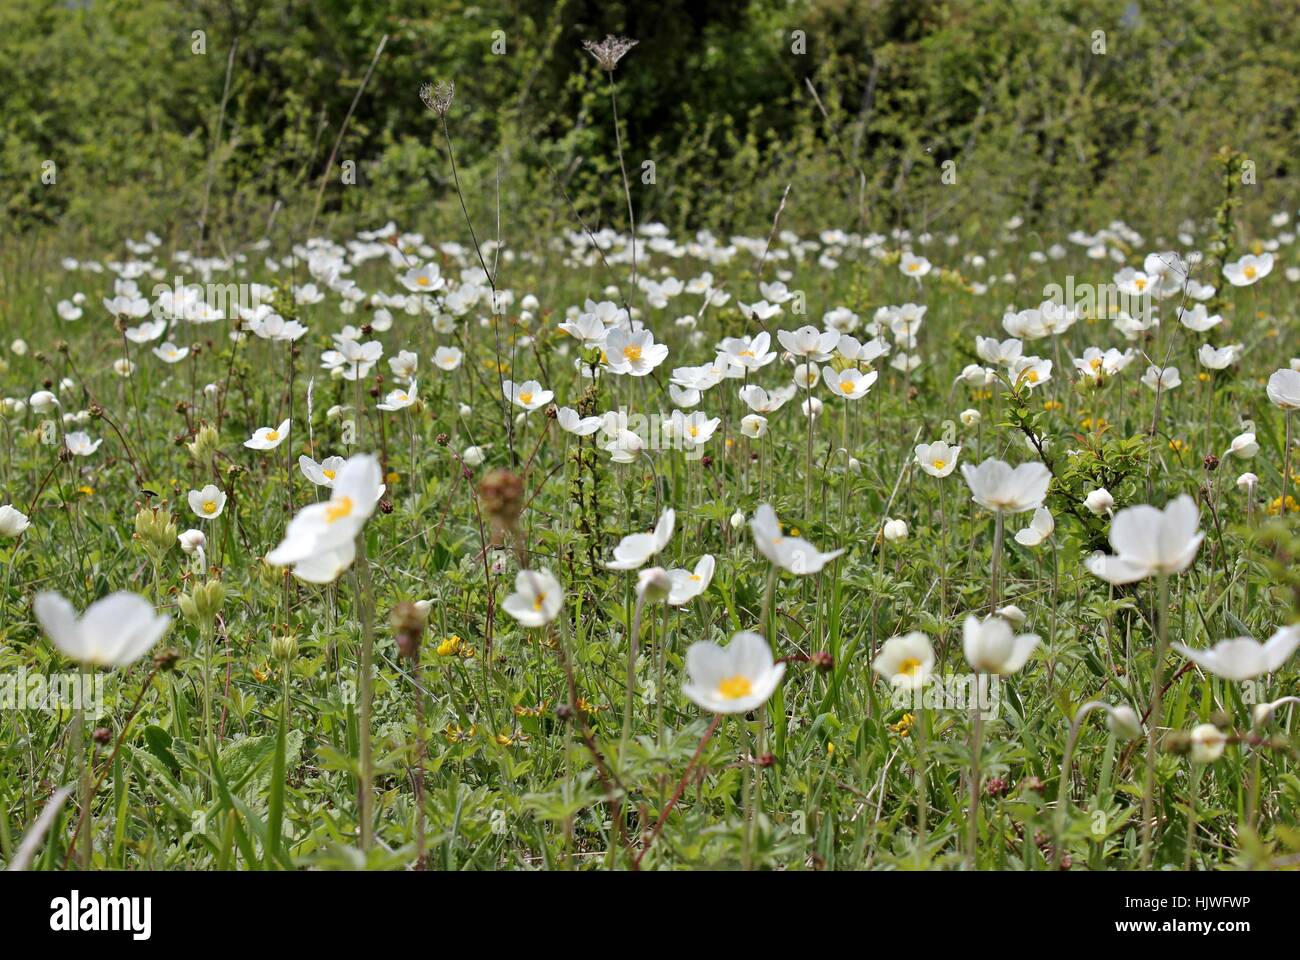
[[503, 379, 554, 412], [962, 614, 1040, 675], [682, 631, 786, 714], [299, 454, 347, 488], [34, 591, 171, 668], [152, 342, 190, 363], [188, 484, 228, 520], [607, 508, 675, 570], [1172, 625, 1300, 682], [872, 631, 935, 690], [377, 381, 418, 412], [822, 365, 878, 400], [1085, 494, 1204, 584], [502, 568, 564, 628], [0, 503, 31, 537], [961, 458, 1051, 514], [1141, 365, 1181, 392], [244, 418, 290, 451], [750, 503, 845, 575], [266, 454, 384, 583], [915, 440, 960, 478], [1222, 252, 1273, 287], [1013, 506, 1054, 547], [64, 431, 102, 457], [777, 326, 839, 361]]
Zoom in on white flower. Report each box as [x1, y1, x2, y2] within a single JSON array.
[[30, 391, 59, 414], [266, 454, 384, 583], [1189, 723, 1227, 763], [1107, 705, 1142, 739], [299, 454, 347, 487], [377, 381, 418, 411], [1223, 252, 1273, 287], [64, 431, 102, 457], [177, 529, 206, 554], [873, 632, 934, 690], [1172, 625, 1299, 682], [1224, 432, 1258, 459], [915, 440, 960, 478], [432, 346, 463, 371], [1013, 506, 1054, 547], [501, 568, 564, 627], [34, 591, 171, 668], [962, 614, 1040, 675], [960, 408, 981, 427], [961, 458, 1051, 514], [822, 365, 878, 399], [682, 631, 785, 714], [729, 509, 745, 530], [1085, 495, 1204, 584], [750, 503, 845, 575], [503, 379, 554, 412], [900, 252, 932, 278], [1197, 343, 1242, 370], [557, 407, 603, 436], [1141, 365, 1181, 392], [399, 262, 444, 293], [777, 325, 839, 361], [0, 504, 31, 537], [1266, 368, 1300, 410], [188, 484, 227, 520], [244, 418, 290, 450], [636, 566, 674, 603], [882, 518, 908, 542], [607, 508, 675, 570], [463, 445, 487, 467], [1237, 472, 1259, 493], [1084, 487, 1114, 516], [667, 555, 715, 606], [603, 327, 669, 376], [740, 414, 768, 439]]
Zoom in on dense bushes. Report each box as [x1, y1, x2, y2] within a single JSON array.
[[2, 0, 1297, 247]]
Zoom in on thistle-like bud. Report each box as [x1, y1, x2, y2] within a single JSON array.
[[391, 601, 428, 661], [134, 505, 178, 556], [179, 579, 226, 627], [271, 632, 298, 663], [188, 423, 220, 463], [479, 469, 524, 530]]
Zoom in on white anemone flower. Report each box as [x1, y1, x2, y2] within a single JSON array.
[[502, 568, 564, 627], [244, 418, 290, 450], [750, 503, 845, 575], [872, 632, 935, 690], [962, 614, 1040, 675], [34, 591, 171, 668], [607, 508, 675, 570], [682, 631, 785, 714], [1013, 506, 1054, 547], [1085, 495, 1204, 584], [1172, 625, 1300, 682]]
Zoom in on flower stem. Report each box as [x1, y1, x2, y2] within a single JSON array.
[[1139, 572, 1169, 868]]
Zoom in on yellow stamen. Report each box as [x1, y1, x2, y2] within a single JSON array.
[[897, 657, 922, 677], [325, 496, 355, 524], [718, 675, 753, 699], [623, 345, 643, 362], [322, 469, 336, 480], [202, 500, 217, 515], [932, 459, 946, 470], [518, 391, 533, 406], [265, 430, 279, 441]]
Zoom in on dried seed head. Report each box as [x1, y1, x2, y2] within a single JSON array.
[[391, 601, 427, 661], [479, 468, 525, 528], [419, 80, 455, 118], [582, 35, 638, 71]]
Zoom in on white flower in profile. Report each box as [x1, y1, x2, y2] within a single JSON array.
[[900, 252, 931, 278], [1189, 723, 1227, 763], [244, 418, 290, 450], [961, 458, 1051, 514], [1223, 252, 1273, 287], [1223, 432, 1258, 460], [667, 555, 715, 606], [502, 379, 554, 412], [1014, 506, 1054, 547], [1266, 368, 1300, 410], [603, 428, 645, 463], [299, 454, 347, 488], [1197, 343, 1243, 370], [1237, 472, 1259, 493], [720, 332, 778, 371], [777, 325, 839, 361], [266, 454, 384, 583], [34, 591, 171, 668], [432, 346, 463, 371], [1141, 365, 1181, 392], [557, 311, 608, 347], [915, 440, 960, 478], [1178, 304, 1222, 332], [750, 503, 845, 575], [1084, 487, 1114, 517], [188, 484, 227, 520], [124, 319, 166, 344], [1085, 495, 1204, 584], [0, 504, 30, 537], [975, 336, 1022, 367], [607, 508, 675, 570], [740, 414, 768, 439], [882, 518, 908, 542], [557, 407, 603, 436], [502, 568, 564, 627], [388, 350, 419, 382], [152, 342, 190, 363], [738, 383, 797, 413], [1173, 625, 1300, 682], [1009, 356, 1052, 388], [962, 614, 1040, 675], [178, 528, 206, 570], [739, 299, 781, 322], [682, 631, 785, 714], [872, 631, 934, 690], [672, 410, 721, 449], [30, 390, 59, 414], [822, 365, 877, 399], [377, 381, 418, 412], [64, 431, 102, 457]]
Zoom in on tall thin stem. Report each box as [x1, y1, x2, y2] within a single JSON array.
[[1140, 572, 1169, 868]]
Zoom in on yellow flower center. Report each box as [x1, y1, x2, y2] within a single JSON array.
[[322, 469, 336, 480], [688, 425, 699, 438], [265, 430, 280, 441], [840, 378, 855, 393], [932, 459, 945, 470], [1090, 357, 1103, 371], [718, 675, 753, 699], [689, 574, 701, 582], [417, 276, 430, 286], [1026, 370, 1039, 383], [518, 391, 534, 405], [1244, 266, 1257, 279], [532, 592, 546, 611], [202, 500, 217, 515], [623, 345, 643, 362], [907, 262, 920, 272], [325, 496, 355, 524], [897, 657, 923, 677], [1134, 277, 1146, 290]]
